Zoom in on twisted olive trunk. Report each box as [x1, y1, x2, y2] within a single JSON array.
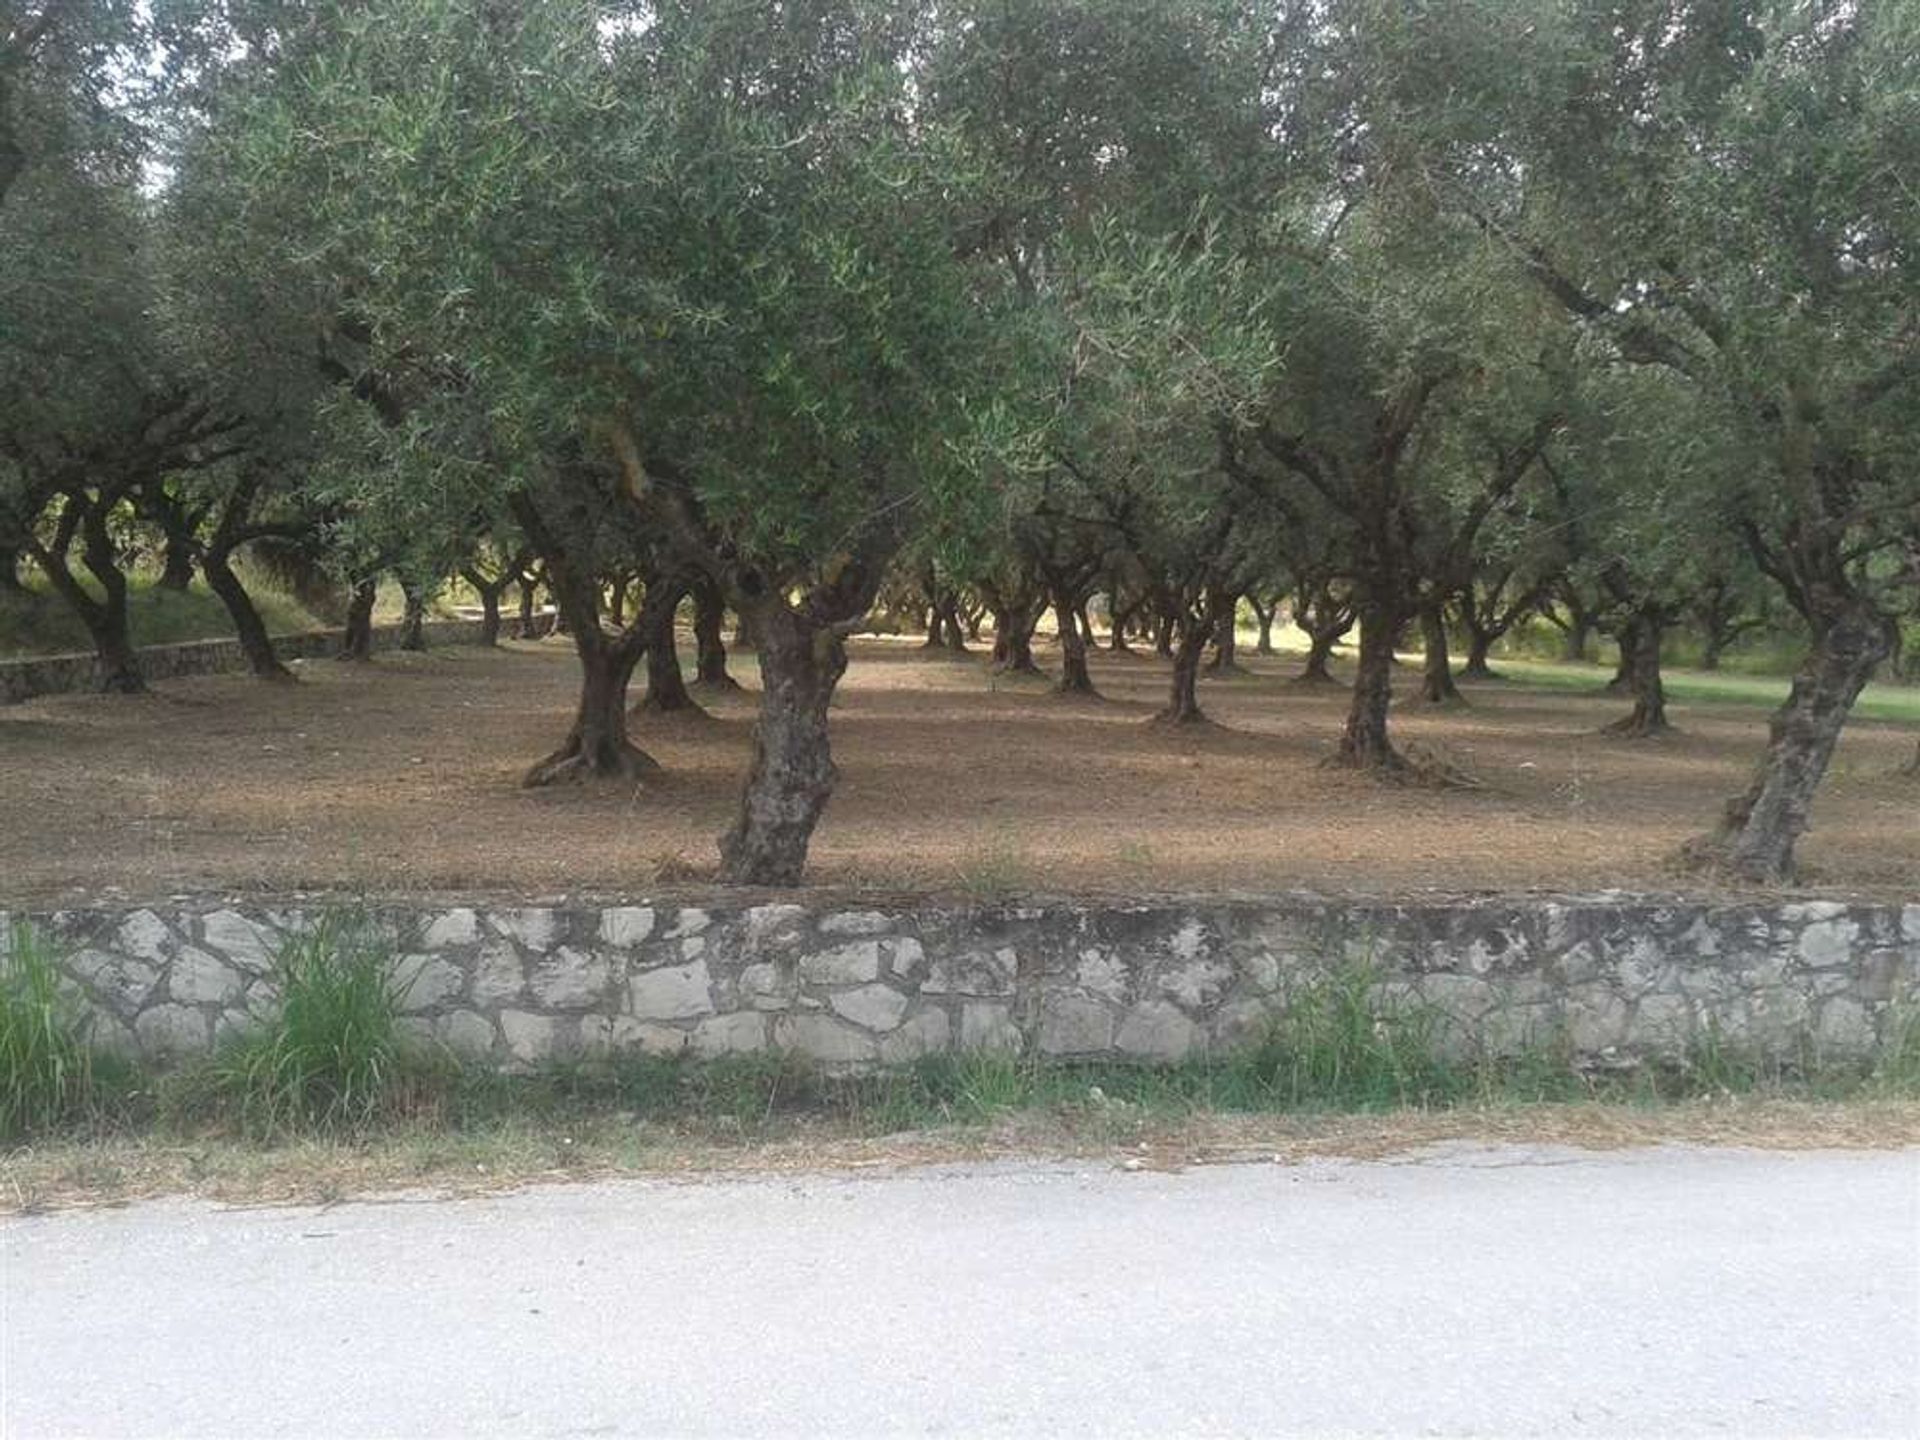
[[1702, 601, 1896, 882], [1418, 602, 1462, 704], [204, 545, 291, 681], [718, 607, 847, 886], [1335, 599, 1405, 771], [339, 580, 376, 661]]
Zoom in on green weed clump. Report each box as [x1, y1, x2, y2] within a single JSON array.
[[0, 923, 105, 1140], [173, 911, 442, 1137]]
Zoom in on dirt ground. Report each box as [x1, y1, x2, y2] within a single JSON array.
[[1, 633, 1915, 904]]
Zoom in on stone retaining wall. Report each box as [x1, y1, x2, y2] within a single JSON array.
[[0, 619, 489, 705], [10, 895, 1916, 1070]]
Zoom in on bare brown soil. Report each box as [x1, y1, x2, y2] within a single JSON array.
[[1, 635, 1915, 904]]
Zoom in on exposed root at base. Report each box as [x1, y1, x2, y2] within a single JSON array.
[[1322, 742, 1485, 791], [1601, 713, 1675, 739], [521, 743, 663, 788]]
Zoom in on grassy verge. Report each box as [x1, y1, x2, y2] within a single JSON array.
[[0, 573, 324, 659], [5, 917, 1917, 1212]]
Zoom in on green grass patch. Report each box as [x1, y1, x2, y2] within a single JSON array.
[[0, 572, 321, 658], [165, 910, 449, 1138], [0, 923, 135, 1140]]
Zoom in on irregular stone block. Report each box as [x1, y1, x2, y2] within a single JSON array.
[[663, 908, 711, 939], [1634, 993, 1694, 1044], [135, 1004, 210, 1056], [775, 1014, 878, 1065], [200, 910, 278, 973], [169, 947, 244, 1006], [1116, 1001, 1199, 1061], [739, 962, 795, 1011], [1211, 998, 1273, 1047], [117, 910, 175, 964], [1039, 996, 1114, 1057], [1074, 948, 1128, 1002], [744, 904, 809, 946], [819, 911, 893, 937], [1158, 957, 1232, 1010], [799, 941, 881, 986], [420, 908, 480, 949], [1168, 918, 1209, 961], [1238, 951, 1281, 994], [1814, 997, 1873, 1053], [1797, 917, 1859, 969], [393, 954, 464, 1013], [691, 1012, 766, 1057], [630, 960, 715, 1021], [493, 908, 559, 952], [499, 1010, 558, 1063], [880, 1008, 951, 1064], [471, 941, 526, 1005], [598, 907, 657, 948], [920, 951, 1014, 998], [67, 949, 160, 1013], [960, 1001, 1021, 1052], [885, 937, 926, 979], [1418, 972, 1495, 1020], [829, 984, 911, 1033], [1565, 989, 1629, 1054], [436, 1009, 497, 1056], [529, 947, 612, 1010]]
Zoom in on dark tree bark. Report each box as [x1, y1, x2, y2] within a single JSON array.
[[690, 572, 740, 690], [515, 577, 539, 638], [989, 603, 1043, 673], [0, 540, 24, 592], [158, 534, 196, 591], [1299, 630, 1340, 683], [29, 492, 146, 693], [398, 581, 428, 651], [1462, 628, 1498, 680], [1418, 601, 1463, 704], [636, 575, 702, 715], [717, 602, 849, 886], [1602, 612, 1672, 737], [1249, 595, 1277, 655], [1292, 583, 1354, 686], [203, 545, 291, 681], [1697, 599, 1897, 881], [1052, 583, 1097, 696], [339, 578, 377, 661], [1153, 611, 1175, 658], [1336, 599, 1405, 770], [1154, 591, 1228, 724], [460, 559, 524, 649], [509, 495, 659, 786], [1205, 591, 1242, 674], [607, 573, 630, 628]]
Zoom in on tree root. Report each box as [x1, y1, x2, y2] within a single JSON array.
[[521, 740, 662, 788]]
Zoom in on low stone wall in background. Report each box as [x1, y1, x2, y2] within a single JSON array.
[[9, 895, 1915, 1070], [0, 619, 489, 705]]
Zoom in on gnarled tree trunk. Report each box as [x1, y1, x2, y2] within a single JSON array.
[[339, 579, 376, 661], [990, 604, 1043, 674], [1335, 600, 1404, 771], [1418, 602, 1463, 704], [204, 545, 291, 681], [1052, 584, 1097, 696], [691, 573, 740, 690], [1205, 592, 1241, 674], [1603, 614, 1671, 737], [1250, 596, 1277, 655], [1698, 600, 1896, 882], [718, 605, 847, 886], [32, 495, 146, 693], [636, 577, 701, 715], [398, 581, 428, 651]]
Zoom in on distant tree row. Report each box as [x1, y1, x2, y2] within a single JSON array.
[[3, 0, 1915, 885]]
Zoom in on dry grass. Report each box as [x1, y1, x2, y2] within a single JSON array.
[[2, 633, 1916, 904], [7, 1097, 1917, 1215]]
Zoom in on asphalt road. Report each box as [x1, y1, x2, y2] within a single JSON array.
[[4, 1144, 1917, 1438]]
